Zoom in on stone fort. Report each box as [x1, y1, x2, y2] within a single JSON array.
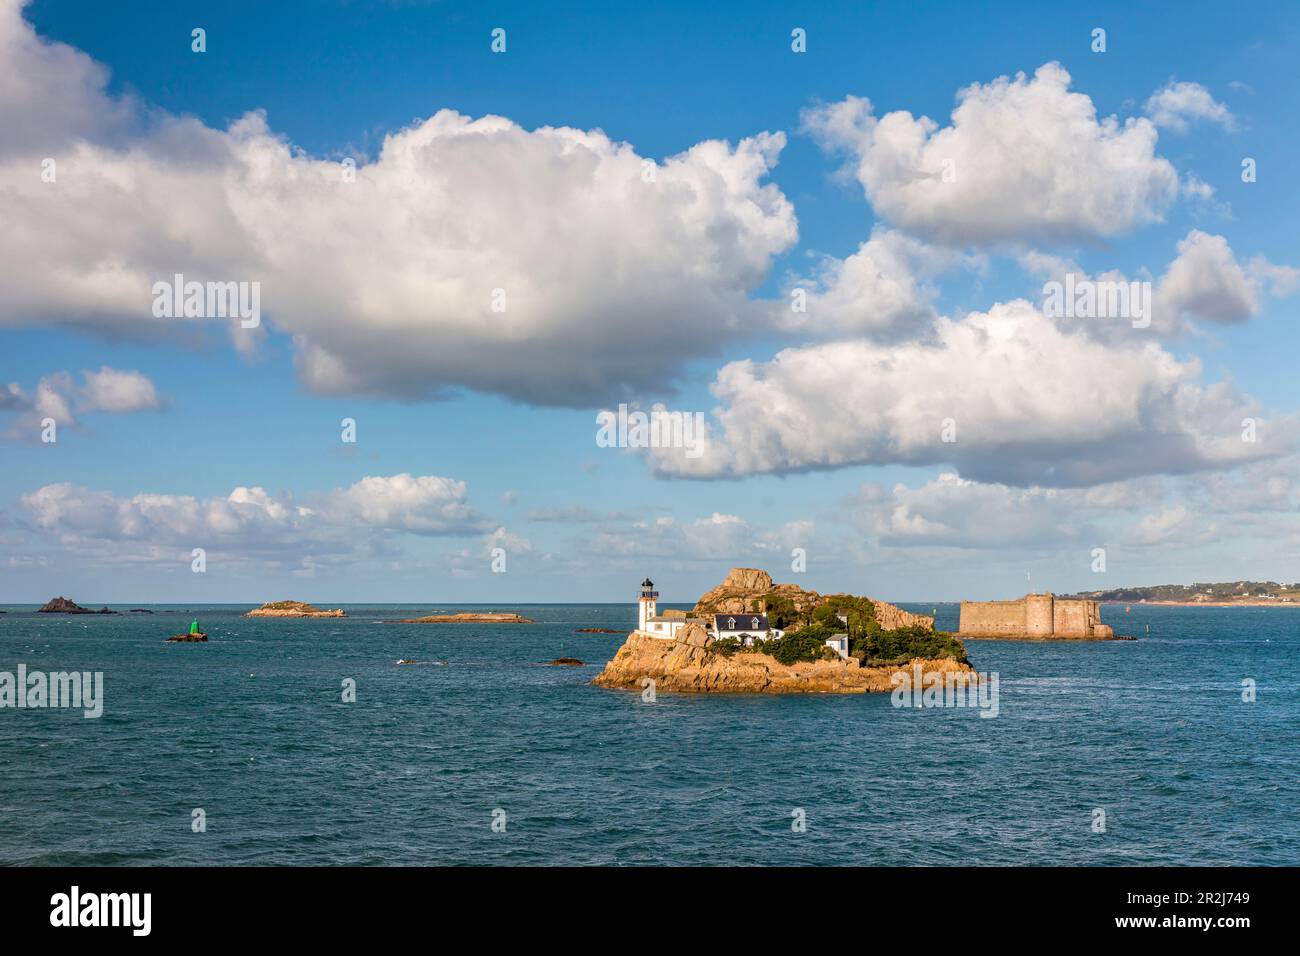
[[958, 592, 1114, 640]]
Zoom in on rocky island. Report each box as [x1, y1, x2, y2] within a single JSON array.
[[593, 568, 976, 695], [37, 597, 116, 614], [395, 612, 535, 624], [244, 601, 346, 618]]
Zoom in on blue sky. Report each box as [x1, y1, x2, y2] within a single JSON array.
[[2, 0, 1299, 604]]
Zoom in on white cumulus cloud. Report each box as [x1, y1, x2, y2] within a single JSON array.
[[18, 473, 490, 569], [78, 366, 161, 413], [770, 228, 971, 341], [1144, 81, 1236, 134], [644, 300, 1286, 486], [1016, 230, 1298, 339], [321, 473, 483, 535], [803, 62, 1180, 245], [2, 366, 162, 440], [0, 2, 798, 407]]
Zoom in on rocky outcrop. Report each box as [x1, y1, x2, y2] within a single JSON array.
[[593, 630, 975, 695], [37, 597, 116, 614], [715, 567, 774, 593], [691, 567, 933, 632], [396, 612, 534, 624], [693, 567, 818, 616], [245, 601, 345, 618], [166, 632, 207, 642], [873, 601, 930, 631], [549, 658, 585, 666]]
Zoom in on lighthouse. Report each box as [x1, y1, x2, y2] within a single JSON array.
[[638, 577, 658, 632]]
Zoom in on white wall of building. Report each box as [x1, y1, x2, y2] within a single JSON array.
[[638, 595, 657, 631]]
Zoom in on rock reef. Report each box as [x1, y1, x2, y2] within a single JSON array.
[[244, 601, 346, 618], [37, 597, 116, 614]]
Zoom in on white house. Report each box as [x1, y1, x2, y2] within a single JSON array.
[[712, 613, 775, 645]]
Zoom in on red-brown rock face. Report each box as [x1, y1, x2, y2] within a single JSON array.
[[592, 632, 975, 695]]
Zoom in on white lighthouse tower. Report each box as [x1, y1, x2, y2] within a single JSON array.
[[637, 577, 658, 632]]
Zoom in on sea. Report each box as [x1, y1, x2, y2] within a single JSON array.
[[0, 602, 1296, 866]]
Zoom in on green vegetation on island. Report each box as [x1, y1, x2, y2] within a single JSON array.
[[711, 591, 969, 667]]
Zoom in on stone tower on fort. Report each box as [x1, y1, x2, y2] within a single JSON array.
[[958, 592, 1114, 640]]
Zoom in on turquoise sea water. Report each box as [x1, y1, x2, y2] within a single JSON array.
[[0, 602, 1296, 866]]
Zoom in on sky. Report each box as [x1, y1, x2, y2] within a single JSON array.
[[2, 0, 1299, 604]]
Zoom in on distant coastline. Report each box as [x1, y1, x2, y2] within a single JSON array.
[[1063, 580, 1300, 608], [1097, 599, 1300, 608]]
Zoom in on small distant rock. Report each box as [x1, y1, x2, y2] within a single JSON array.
[[549, 658, 585, 666], [396, 612, 535, 624], [245, 601, 345, 618], [37, 597, 116, 614], [575, 628, 623, 634], [166, 633, 207, 643]]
